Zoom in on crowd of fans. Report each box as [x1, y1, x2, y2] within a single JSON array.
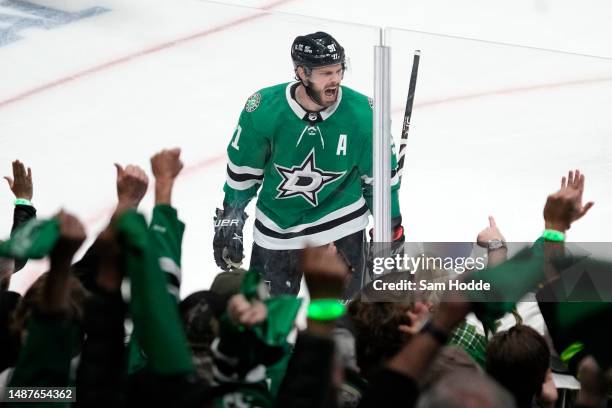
[[0, 150, 611, 407]]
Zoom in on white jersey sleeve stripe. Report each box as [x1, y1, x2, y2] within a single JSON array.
[[227, 158, 264, 176]]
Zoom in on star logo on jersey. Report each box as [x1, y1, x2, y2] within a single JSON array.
[[275, 150, 345, 206]]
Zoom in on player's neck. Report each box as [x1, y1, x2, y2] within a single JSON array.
[[295, 83, 325, 112]]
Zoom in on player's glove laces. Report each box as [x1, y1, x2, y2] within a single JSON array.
[[213, 203, 248, 271]]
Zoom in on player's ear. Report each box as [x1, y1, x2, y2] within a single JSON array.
[[296, 66, 308, 83]]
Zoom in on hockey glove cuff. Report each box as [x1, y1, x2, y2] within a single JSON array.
[[213, 203, 248, 271]]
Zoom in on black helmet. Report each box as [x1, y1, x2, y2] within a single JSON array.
[[291, 31, 345, 69]]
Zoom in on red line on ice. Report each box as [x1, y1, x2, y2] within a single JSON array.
[[84, 153, 227, 225], [0, 0, 294, 109], [403, 75, 612, 111], [54, 73, 612, 262]]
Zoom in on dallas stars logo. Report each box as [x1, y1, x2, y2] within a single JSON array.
[[244, 92, 261, 112], [275, 150, 345, 206]]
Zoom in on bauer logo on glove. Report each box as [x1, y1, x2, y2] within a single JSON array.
[[213, 204, 248, 271], [214, 219, 240, 228]]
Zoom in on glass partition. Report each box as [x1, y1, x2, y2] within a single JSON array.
[[385, 27, 612, 244]]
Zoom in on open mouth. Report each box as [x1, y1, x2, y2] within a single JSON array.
[[324, 87, 338, 98]]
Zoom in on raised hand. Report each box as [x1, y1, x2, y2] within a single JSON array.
[[476, 216, 505, 248], [150, 148, 183, 205], [52, 210, 87, 259], [4, 160, 33, 200], [150, 147, 183, 182], [562, 170, 595, 222], [543, 169, 594, 232], [398, 301, 432, 335], [227, 293, 267, 328], [301, 243, 350, 300], [114, 163, 149, 210]]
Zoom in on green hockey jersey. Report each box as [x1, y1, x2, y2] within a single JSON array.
[[223, 81, 400, 250]]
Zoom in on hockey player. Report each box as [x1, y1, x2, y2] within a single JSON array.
[[213, 31, 404, 297]]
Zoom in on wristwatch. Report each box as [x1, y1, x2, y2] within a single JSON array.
[[487, 239, 506, 251]]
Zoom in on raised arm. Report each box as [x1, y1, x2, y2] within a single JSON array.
[[8, 211, 86, 389], [541, 169, 594, 281], [476, 216, 507, 267], [149, 148, 185, 301], [76, 224, 127, 408], [44, 212, 87, 313], [543, 169, 594, 234], [276, 244, 350, 408], [72, 163, 148, 291], [150, 147, 183, 206], [4, 159, 36, 273], [114, 163, 149, 214], [359, 291, 471, 408], [4, 159, 33, 208]]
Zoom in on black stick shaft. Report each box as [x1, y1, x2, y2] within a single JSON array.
[[396, 50, 421, 185]]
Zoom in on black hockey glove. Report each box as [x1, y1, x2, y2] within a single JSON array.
[[368, 216, 405, 255], [213, 203, 248, 271]]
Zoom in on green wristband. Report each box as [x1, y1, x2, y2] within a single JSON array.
[[542, 229, 565, 242], [560, 341, 584, 364], [307, 299, 346, 321], [14, 198, 32, 206]]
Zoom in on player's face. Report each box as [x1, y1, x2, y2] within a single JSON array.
[[307, 64, 344, 107]]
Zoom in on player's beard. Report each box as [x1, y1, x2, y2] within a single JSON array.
[[305, 80, 339, 108]]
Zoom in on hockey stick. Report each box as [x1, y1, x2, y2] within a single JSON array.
[[396, 50, 421, 187]]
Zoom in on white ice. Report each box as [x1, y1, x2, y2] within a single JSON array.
[[1, 0, 611, 296]]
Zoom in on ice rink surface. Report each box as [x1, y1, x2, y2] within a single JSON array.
[[1, 0, 612, 296]]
